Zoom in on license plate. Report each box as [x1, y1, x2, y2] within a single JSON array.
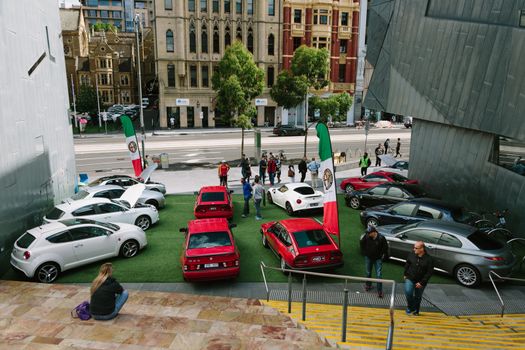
[[204, 263, 219, 268], [209, 207, 217, 211], [310, 203, 318, 207], [312, 256, 325, 262]]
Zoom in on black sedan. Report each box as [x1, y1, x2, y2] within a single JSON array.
[[360, 198, 479, 228], [273, 124, 305, 136], [345, 183, 427, 209]]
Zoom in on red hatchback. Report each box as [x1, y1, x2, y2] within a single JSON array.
[[194, 186, 233, 219], [180, 218, 240, 281], [339, 171, 418, 193], [260, 218, 343, 270]]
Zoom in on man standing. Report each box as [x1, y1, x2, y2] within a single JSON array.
[[298, 157, 308, 182], [384, 138, 390, 155], [240, 154, 251, 181], [360, 226, 389, 298], [267, 154, 277, 185], [218, 160, 230, 187], [307, 157, 321, 189], [404, 241, 434, 316], [253, 175, 264, 220], [395, 138, 402, 158], [374, 143, 383, 166], [259, 156, 267, 185], [241, 178, 252, 218], [359, 152, 371, 176]]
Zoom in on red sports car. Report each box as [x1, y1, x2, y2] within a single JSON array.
[[339, 171, 418, 193], [260, 218, 343, 270], [194, 186, 233, 219], [180, 218, 240, 281]]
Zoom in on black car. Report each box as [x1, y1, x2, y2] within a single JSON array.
[[345, 183, 427, 209], [273, 124, 305, 136], [360, 198, 479, 228]]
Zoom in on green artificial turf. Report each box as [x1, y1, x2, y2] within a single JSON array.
[[5, 194, 523, 284]]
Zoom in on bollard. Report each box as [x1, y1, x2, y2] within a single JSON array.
[[287, 272, 292, 314], [302, 274, 307, 321], [342, 288, 349, 342]]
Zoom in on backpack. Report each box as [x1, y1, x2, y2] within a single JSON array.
[[71, 301, 91, 321]]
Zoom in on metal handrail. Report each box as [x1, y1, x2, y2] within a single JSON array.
[[260, 261, 396, 350], [507, 237, 525, 271], [488, 270, 525, 317]]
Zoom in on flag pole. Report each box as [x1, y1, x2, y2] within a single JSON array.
[[135, 14, 146, 170]]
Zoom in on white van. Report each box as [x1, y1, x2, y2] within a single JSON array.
[[141, 98, 149, 108]]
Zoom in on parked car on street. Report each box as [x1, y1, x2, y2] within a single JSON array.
[[86, 164, 166, 194], [10, 218, 147, 283], [377, 220, 516, 287], [260, 218, 343, 271], [272, 124, 306, 136], [180, 218, 240, 281], [267, 183, 323, 215], [194, 186, 234, 219], [67, 184, 165, 209], [339, 170, 418, 193], [44, 184, 159, 230], [345, 183, 427, 209]]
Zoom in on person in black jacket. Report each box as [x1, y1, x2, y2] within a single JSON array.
[[360, 226, 389, 298], [403, 241, 434, 316], [298, 157, 308, 182], [90, 263, 128, 321]]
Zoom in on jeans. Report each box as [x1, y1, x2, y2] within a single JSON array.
[[259, 171, 266, 184], [269, 172, 275, 185], [311, 173, 318, 189], [364, 257, 383, 293], [243, 198, 250, 215], [404, 279, 425, 313], [254, 199, 262, 218], [93, 290, 129, 321]]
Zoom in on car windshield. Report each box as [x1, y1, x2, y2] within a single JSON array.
[[292, 229, 331, 248], [16, 232, 36, 249], [390, 173, 408, 182], [188, 231, 232, 249], [70, 190, 90, 200], [46, 207, 65, 220], [201, 192, 225, 202], [294, 187, 315, 195], [87, 178, 106, 186], [60, 218, 119, 231], [467, 231, 504, 250]]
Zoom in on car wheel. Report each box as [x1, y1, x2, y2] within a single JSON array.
[[345, 184, 354, 193], [35, 262, 60, 283], [454, 264, 481, 288], [261, 231, 269, 248], [145, 200, 159, 209], [349, 197, 361, 210], [285, 202, 294, 216], [120, 239, 139, 258], [267, 192, 273, 204], [135, 215, 152, 230], [366, 217, 379, 228]]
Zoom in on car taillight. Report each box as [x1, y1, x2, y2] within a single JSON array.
[[23, 251, 31, 260], [485, 257, 504, 261], [294, 255, 308, 265], [220, 205, 230, 211], [234, 260, 239, 266], [296, 199, 302, 204], [183, 265, 188, 271], [330, 251, 343, 260]]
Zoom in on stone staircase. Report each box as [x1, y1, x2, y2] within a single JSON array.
[[264, 300, 525, 349], [0, 281, 332, 349]]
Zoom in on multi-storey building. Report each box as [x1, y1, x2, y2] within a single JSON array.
[[80, 0, 152, 32], [153, 0, 283, 128]]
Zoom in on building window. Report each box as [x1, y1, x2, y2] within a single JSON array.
[[491, 136, 525, 176], [314, 9, 330, 25], [236, 0, 242, 14], [113, 0, 122, 6], [99, 73, 110, 85], [268, 34, 274, 55], [338, 64, 346, 82], [341, 12, 349, 26], [80, 74, 90, 85], [339, 39, 347, 53], [88, 10, 97, 17], [247, 28, 253, 53], [213, 26, 220, 53], [268, 0, 275, 16], [247, 0, 253, 15], [189, 23, 196, 53], [225, 26, 231, 48], [165, 0, 172, 10], [100, 10, 109, 18], [112, 11, 121, 19], [167, 64, 175, 87], [236, 26, 242, 41], [224, 0, 230, 13], [293, 37, 302, 51], [200, 0, 207, 12], [267, 66, 275, 87], [87, 0, 98, 6], [202, 65, 209, 87], [313, 36, 329, 50], [121, 90, 130, 104], [294, 9, 301, 24], [189, 0, 195, 12], [120, 74, 129, 86], [190, 65, 198, 87], [166, 30, 174, 52], [98, 58, 107, 68], [201, 25, 208, 53], [212, 0, 219, 13], [99, 0, 109, 5]]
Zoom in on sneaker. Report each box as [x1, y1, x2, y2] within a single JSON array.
[[378, 292, 383, 298], [255, 216, 262, 220], [405, 308, 412, 315], [412, 311, 420, 316]]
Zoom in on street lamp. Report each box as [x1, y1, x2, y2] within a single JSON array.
[[134, 14, 146, 169]]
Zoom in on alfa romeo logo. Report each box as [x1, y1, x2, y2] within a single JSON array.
[[323, 168, 333, 191], [128, 141, 138, 153]]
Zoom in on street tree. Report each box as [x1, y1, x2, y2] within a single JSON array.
[[310, 92, 353, 124], [212, 41, 264, 156], [270, 70, 308, 110], [75, 84, 98, 114]]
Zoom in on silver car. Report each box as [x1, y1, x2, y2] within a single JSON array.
[[377, 220, 516, 288], [67, 184, 165, 209]]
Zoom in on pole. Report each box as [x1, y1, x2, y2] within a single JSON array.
[[135, 14, 146, 169], [303, 93, 308, 157], [96, 78, 101, 128], [70, 74, 78, 131], [341, 288, 349, 342]]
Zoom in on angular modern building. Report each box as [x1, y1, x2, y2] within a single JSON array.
[[0, 0, 76, 276], [79, 0, 152, 32], [365, 0, 525, 232]]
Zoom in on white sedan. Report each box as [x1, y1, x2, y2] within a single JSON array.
[[266, 183, 324, 215], [67, 184, 166, 209], [10, 219, 147, 283], [44, 184, 159, 230]]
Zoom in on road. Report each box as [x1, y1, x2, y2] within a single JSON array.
[[74, 127, 412, 173]]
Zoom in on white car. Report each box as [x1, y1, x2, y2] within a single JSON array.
[[44, 184, 159, 230], [86, 164, 166, 194], [10, 219, 147, 283], [266, 183, 324, 215], [67, 184, 165, 209], [377, 155, 409, 177]]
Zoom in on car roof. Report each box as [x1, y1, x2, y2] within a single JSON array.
[[188, 218, 230, 233], [368, 170, 398, 176], [408, 219, 476, 237], [27, 222, 67, 236], [55, 197, 112, 210], [280, 218, 323, 232], [406, 198, 462, 211], [374, 183, 423, 192], [277, 183, 314, 190], [85, 184, 124, 192], [200, 186, 227, 193]]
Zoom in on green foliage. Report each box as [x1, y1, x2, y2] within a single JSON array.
[[92, 23, 117, 33], [310, 92, 353, 123], [75, 84, 98, 114], [270, 71, 308, 109], [235, 106, 256, 130], [291, 45, 329, 90]]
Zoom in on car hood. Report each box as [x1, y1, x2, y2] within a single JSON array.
[[139, 163, 158, 183], [378, 154, 397, 166], [185, 245, 235, 257], [376, 225, 404, 237], [120, 184, 146, 208]]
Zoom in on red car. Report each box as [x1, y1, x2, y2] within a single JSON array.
[[339, 171, 418, 193], [260, 218, 343, 270], [180, 218, 240, 281], [194, 186, 233, 219]]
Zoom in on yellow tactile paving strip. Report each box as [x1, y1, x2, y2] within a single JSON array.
[[263, 300, 525, 350]]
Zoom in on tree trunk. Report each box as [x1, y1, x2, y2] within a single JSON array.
[[303, 93, 308, 157], [241, 127, 245, 158]]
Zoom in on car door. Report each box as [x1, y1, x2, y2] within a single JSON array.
[[274, 226, 294, 264], [266, 223, 282, 254], [435, 232, 463, 274], [270, 185, 287, 208], [362, 174, 388, 189], [394, 229, 441, 262], [69, 226, 116, 265], [96, 202, 133, 224], [363, 186, 388, 207], [384, 203, 417, 225], [45, 231, 78, 269], [383, 186, 407, 205], [71, 204, 98, 219]]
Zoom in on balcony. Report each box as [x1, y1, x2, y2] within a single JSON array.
[[339, 26, 351, 39], [291, 23, 304, 37]]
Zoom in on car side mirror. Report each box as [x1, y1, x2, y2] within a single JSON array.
[[229, 223, 237, 229], [179, 228, 188, 233]]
